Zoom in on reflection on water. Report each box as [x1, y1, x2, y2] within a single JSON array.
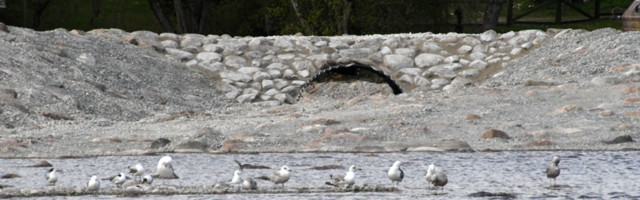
[[1, 151, 640, 199]]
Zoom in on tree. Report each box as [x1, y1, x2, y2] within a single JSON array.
[[147, 0, 210, 34], [482, 0, 505, 31]]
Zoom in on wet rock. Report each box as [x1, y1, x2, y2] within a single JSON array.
[[350, 146, 385, 152], [150, 138, 171, 149], [187, 127, 226, 150], [603, 135, 633, 144], [29, 160, 53, 167], [469, 191, 517, 198], [482, 129, 510, 139], [310, 165, 344, 170], [310, 119, 341, 126], [1, 173, 21, 179], [522, 130, 549, 139], [0, 22, 9, 33], [39, 110, 73, 120], [523, 139, 554, 147], [91, 136, 122, 143], [599, 109, 614, 116]]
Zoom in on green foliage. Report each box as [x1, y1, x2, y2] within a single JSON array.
[[0, 0, 630, 35]]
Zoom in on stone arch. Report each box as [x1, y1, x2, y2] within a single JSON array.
[[297, 61, 404, 101]]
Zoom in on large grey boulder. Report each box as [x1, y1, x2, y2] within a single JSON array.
[[415, 53, 444, 68], [384, 54, 414, 70]]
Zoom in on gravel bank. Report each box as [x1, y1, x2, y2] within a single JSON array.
[[0, 24, 639, 158]]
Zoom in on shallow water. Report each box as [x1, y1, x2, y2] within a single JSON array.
[[1, 151, 640, 199]]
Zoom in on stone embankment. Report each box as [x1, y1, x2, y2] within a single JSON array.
[[121, 29, 549, 104]]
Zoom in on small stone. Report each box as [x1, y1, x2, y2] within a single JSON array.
[[618, 124, 631, 130], [600, 109, 614, 116], [91, 136, 122, 143], [30, 160, 53, 167], [523, 139, 553, 147], [524, 79, 552, 86], [553, 105, 580, 114], [165, 48, 194, 61], [624, 97, 640, 103], [465, 114, 481, 122], [624, 112, 640, 117], [1, 173, 21, 179], [482, 129, 510, 139], [603, 135, 633, 144], [525, 91, 536, 97], [150, 138, 171, 149]]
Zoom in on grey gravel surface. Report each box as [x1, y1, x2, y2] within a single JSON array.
[[0, 25, 639, 158]]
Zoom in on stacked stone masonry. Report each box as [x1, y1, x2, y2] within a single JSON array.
[[129, 30, 549, 105]]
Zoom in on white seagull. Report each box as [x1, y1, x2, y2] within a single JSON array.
[[103, 173, 128, 188], [87, 175, 100, 192], [424, 163, 448, 193], [387, 161, 404, 189], [152, 156, 179, 179], [45, 168, 58, 186], [257, 165, 292, 189], [546, 156, 561, 186], [142, 175, 153, 184], [128, 163, 145, 181], [242, 177, 258, 190], [326, 165, 360, 189], [230, 170, 242, 189]]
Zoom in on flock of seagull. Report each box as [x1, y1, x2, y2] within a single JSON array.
[[42, 155, 562, 194]]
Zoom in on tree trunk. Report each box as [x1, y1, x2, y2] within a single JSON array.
[[173, 0, 187, 33], [148, 0, 175, 33], [289, 0, 312, 35], [482, 0, 506, 31], [341, 0, 351, 35], [90, 0, 101, 27], [32, 0, 51, 29]]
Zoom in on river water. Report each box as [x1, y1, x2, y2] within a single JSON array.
[[1, 151, 639, 199]]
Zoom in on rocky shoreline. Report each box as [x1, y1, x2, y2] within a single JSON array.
[[0, 23, 639, 158]]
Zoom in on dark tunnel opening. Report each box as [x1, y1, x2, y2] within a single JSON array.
[[297, 63, 404, 101]]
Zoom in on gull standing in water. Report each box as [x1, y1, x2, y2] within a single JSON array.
[[546, 156, 561, 186], [387, 161, 404, 189], [103, 173, 128, 188], [45, 168, 58, 186], [257, 165, 292, 189], [326, 165, 360, 189], [128, 163, 145, 181], [87, 175, 100, 192], [152, 156, 179, 179], [425, 163, 448, 194]]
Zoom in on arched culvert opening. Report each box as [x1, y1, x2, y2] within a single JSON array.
[[297, 62, 404, 101]]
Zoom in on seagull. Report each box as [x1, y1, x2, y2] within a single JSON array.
[[103, 173, 128, 188], [546, 156, 561, 186], [257, 165, 292, 189], [123, 174, 154, 188], [387, 161, 404, 189], [87, 175, 100, 192], [230, 170, 242, 189], [425, 163, 448, 194], [152, 156, 179, 179], [128, 163, 145, 181], [45, 168, 58, 186], [142, 175, 153, 184], [242, 177, 258, 190], [325, 165, 360, 189]]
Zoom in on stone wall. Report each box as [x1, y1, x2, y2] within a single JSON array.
[[126, 30, 549, 105]]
